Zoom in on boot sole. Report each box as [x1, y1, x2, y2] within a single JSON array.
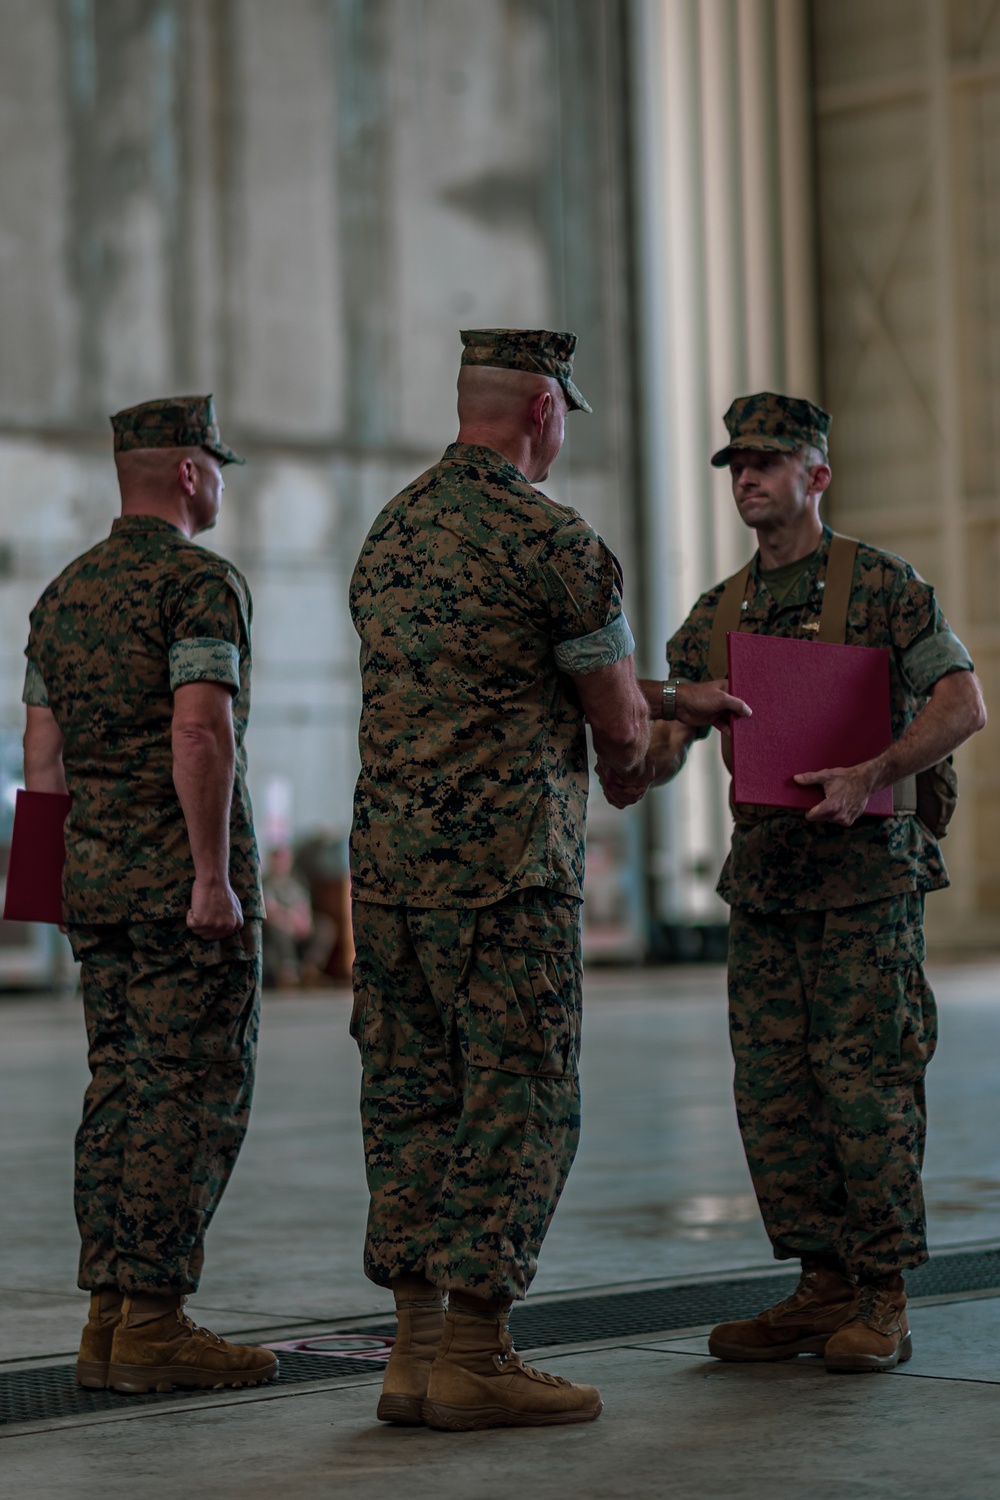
[[76, 1360, 110, 1389], [825, 1332, 913, 1374], [708, 1335, 829, 1362], [422, 1398, 603, 1431], [108, 1358, 279, 1394], [376, 1393, 426, 1425]]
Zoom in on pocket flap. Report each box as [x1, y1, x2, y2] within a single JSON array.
[[475, 903, 578, 954], [875, 924, 926, 970]]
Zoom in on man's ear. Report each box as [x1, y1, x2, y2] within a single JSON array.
[[531, 390, 553, 437], [810, 462, 833, 499], [177, 456, 198, 496]]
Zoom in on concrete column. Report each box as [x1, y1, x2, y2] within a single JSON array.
[[630, 0, 817, 931]]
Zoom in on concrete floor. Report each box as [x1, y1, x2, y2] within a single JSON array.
[[1, 962, 999, 1497]]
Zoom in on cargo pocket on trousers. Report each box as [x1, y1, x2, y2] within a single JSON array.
[[465, 905, 580, 1078], [349, 984, 369, 1047], [872, 922, 937, 1086]]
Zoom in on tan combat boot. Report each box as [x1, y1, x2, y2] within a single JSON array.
[[76, 1290, 124, 1389], [824, 1275, 911, 1372], [422, 1306, 603, 1430], [708, 1266, 859, 1361], [377, 1283, 446, 1425], [107, 1294, 278, 1393]]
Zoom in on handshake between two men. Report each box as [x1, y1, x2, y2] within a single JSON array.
[[594, 672, 958, 831]]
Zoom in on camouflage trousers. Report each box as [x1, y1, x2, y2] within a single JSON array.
[[67, 919, 261, 1295], [351, 890, 583, 1301], [728, 892, 937, 1277]]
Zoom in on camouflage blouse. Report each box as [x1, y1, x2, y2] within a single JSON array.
[[667, 526, 974, 914], [24, 516, 262, 923], [349, 442, 634, 907]]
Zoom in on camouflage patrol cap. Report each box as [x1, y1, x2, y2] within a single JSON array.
[[459, 328, 592, 413], [710, 391, 831, 467], [110, 394, 245, 465]]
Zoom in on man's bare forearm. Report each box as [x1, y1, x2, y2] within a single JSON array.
[[23, 706, 68, 794], [172, 725, 235, 883], [589, 707, 651, 777], [868, 670, 986, 792], [572, 657, 651, 775]]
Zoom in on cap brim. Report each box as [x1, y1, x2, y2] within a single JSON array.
[[710, 436, 801, 468], [205, 441, 246, 466], [563, 378, 592, 415]]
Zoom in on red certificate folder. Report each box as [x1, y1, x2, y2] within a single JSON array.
[[3, 789, 71, 924], [726, 633, 894, 816]]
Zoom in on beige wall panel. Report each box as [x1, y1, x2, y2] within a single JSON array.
[[953, 80, 1000, 501], [817, 102, 939, 516], [965, 518, 1000, 627], [814, 0, 926, 88], [229, 0, 342, 435], [949, 1, 1000, 59], [0, 0, 77, 422]]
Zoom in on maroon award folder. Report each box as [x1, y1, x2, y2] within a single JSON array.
[[3, 789, 71, 924], [726, 633, 894, 816]]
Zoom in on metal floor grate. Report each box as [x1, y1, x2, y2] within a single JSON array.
[[0, 1352, 387, 1427], [4, 1244, 999, 1428]]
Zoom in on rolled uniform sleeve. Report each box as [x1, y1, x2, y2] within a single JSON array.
[[169, 638, 240, 692], [22, 657, 50, 707], [165, 573, 249, 695], [538, 522, 635, 675], [878, 562, 973, 695], [900, 622, 974, 696]]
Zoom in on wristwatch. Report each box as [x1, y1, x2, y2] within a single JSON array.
[[661, 679, 681, 721]]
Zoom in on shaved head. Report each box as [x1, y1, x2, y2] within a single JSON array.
[[457, 365, 565, 425], [115, 446, 211, 492], [454, 362, 571, 483], [115, 445, 225, 537]]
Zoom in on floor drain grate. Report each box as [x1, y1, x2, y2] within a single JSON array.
[[499, 1245, 1000, 1352], [4, 1245, 998, 1427], [0, 1353, 387, 1428]]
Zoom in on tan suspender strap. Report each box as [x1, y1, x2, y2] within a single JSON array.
[[893, 774, 917, 813], [707, 563, 751, 680], [819, 533, 915, 812], [817, 533, 859, 643]]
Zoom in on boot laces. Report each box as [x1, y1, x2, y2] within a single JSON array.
[[492, 1325, 569, 1386], [766, 1268, 824, 1318], [178, 1308, 225, 1346], [855, 1284, 891, 1326]]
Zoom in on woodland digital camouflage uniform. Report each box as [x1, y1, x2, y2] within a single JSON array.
[[24, 513, 263, 1295], [668, 520, 974, 1276], [350, 422, 634, 1299]]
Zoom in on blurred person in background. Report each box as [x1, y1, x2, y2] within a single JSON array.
[[261, 844, 313, 987], [600, 393, 986, 1375], [348, 328, 742, 1432], [21, 396, 277, 1396]]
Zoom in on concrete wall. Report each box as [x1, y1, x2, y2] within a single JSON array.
[[0, 0, 639, 918]]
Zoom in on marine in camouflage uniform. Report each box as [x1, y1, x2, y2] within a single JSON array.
[[618, 393, 983, 1371], [350, 329, 649, 1429], [351, 330, 632, 1298], [23, 396, 275, 1393]]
